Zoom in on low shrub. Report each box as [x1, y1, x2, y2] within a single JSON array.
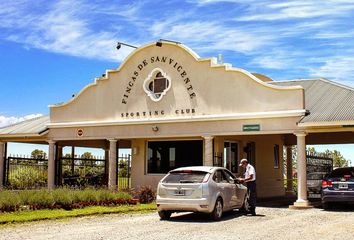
[[73, 189, 98, 203], [0, 188, 135, 213], [0, 191, 21, 212], [28, 190, 54, 209], [132, 186, 155, 204], [52, 188, 73, 209]]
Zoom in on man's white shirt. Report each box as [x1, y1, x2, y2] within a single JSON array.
[[244, 164, 256, 182]]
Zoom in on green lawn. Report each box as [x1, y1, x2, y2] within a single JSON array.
[[0, 203, 156, 225]]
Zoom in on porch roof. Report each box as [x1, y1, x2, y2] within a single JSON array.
[[0, 115, 49, 137], [270, 78, 354, 126]]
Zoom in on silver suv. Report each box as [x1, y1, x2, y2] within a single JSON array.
[[156, 166, 249, 220]]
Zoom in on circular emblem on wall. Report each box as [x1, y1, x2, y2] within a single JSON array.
[[77, 129, 84, 137], [143, 68, 172, 102]]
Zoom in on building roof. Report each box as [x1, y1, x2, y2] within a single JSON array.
[[0, 115, 49, 137], [270, 78, 354, 124]]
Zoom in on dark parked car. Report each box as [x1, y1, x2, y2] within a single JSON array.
[[321, 167, 354, 209]]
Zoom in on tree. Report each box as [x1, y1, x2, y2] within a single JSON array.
[[284, 146, 350, 170], [325, 149, 349, 168], [81, 152, 94, 159], [31, 149, 47, 159], [63, 153, 72, 158]]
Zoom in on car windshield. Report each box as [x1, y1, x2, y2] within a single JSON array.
[[328, 168, 354, 178], [162, 171, 208, 183]]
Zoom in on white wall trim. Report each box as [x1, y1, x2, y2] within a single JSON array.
[[47, 109, 306, 128]]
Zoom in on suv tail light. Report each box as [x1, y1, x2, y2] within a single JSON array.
[[322, 180, 332, 188]]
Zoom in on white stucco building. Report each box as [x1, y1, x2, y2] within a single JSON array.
[[1, 42, 354, 208]]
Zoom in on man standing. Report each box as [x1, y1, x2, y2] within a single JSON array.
[[238, 158, 256, 216]]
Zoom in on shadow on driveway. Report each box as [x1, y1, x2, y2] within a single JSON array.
[[321, 203, 354, 212], [163, 210, 265, 223]]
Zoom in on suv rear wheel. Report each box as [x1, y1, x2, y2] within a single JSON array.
[[210, 198, 223, 221]]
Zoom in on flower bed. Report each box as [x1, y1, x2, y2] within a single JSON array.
[[0, 188, 138, 213]]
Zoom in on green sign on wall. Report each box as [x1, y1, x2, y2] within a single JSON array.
[[243, 124, 260, 132]]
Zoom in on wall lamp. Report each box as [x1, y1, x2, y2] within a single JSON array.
[[156, 39, 181, 47], [116, 42, 138, 50]]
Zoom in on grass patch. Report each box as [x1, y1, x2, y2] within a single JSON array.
[[0, 203, 156, 225]]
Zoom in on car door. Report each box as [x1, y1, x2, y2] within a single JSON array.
[[222, 170, 239, 207], [224, 169, 248, 207], [213, 170, 233, 210]]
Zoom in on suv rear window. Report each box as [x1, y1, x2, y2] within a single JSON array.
[[328, 168, 354, 178], [162, 171, 208, 183]]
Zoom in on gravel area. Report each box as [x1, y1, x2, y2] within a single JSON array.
[[1, 206, 353, 240]]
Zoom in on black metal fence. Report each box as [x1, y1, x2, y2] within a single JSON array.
[[57, 156, 106, 187], [117, 154, 131, 190], [57, 154, 131, 189], [4, 153, 131, 189], [5, 156, 48, 189]]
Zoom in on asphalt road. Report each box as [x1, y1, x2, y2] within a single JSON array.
[[1, 206, 353, 240]]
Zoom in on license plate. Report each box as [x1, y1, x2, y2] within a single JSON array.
[[174, 189, 185, 196], [338, 182, 348, 189], [309, 193, 321, 199]]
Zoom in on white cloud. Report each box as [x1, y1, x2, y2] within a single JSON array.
[[0, 0, 353, 85], [237, 1, 354, 21], [309, 57, 354, 87], [251, 56, 289, 70], [0, 0, 137, 62], [0, 114, 43, 128], [150, 21, 275, 54]]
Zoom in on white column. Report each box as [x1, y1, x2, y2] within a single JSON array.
[[108, 139, 118, 190], [104, 148, 109, 186], [47, 140, 56, 190], [0, 142, 5, 190], [294, 132, 309, 207], [286, 145, 295, 195], [203, 136, 214, 166]]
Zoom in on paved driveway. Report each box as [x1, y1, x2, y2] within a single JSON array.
[[1, 206, 353, 240]]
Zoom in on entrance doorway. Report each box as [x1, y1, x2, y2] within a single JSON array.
[[224, 141, 239, 173], [147, 140, 203, 174]]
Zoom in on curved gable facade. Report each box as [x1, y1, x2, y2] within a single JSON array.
[[49, 42, 304, 125]]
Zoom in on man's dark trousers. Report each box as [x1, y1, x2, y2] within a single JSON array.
[[246, 181, 256, 215]]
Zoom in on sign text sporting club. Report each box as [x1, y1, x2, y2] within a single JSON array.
[[121, 56, 196, 104]]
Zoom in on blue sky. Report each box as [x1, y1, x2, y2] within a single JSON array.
[[0, 0, 353, 162]]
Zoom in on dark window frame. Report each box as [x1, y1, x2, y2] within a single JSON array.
[[274, 144, 280, 169], [146, 140, 203, 174]]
